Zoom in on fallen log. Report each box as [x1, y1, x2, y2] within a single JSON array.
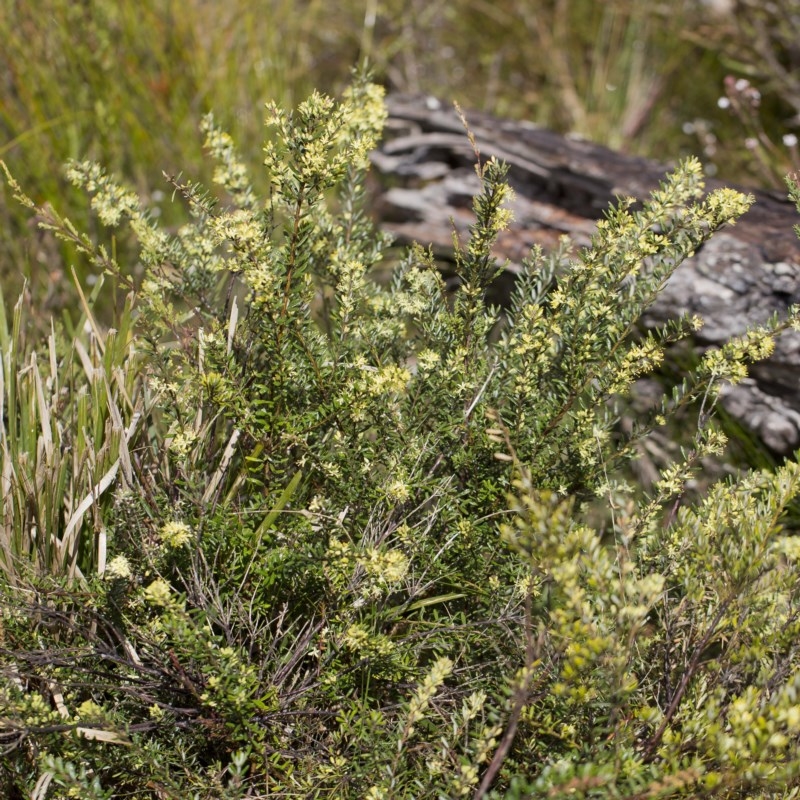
[[370, 95, 800, 455]]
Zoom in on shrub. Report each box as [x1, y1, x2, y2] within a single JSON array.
[[3, 81, 800, 799]]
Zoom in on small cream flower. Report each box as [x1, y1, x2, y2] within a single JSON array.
[[159, 520, 192, 549], [106, 555, 132, 579], [386, 479, 410, 503]]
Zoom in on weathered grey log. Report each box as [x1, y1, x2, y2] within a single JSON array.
[[370, 95, 800, 455]]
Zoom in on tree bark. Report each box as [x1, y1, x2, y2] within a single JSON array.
[[370, 95, 800, 454]]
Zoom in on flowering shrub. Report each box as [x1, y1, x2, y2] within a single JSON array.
[[3, 81, 800, 799]]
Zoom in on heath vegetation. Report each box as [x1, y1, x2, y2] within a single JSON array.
[[3, 77, 800, 798], [4, 1, 800, 797]]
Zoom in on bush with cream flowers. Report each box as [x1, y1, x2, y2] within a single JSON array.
[[3, 80, 800, 799]]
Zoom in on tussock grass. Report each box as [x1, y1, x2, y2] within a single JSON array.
[[0, 276, 140, 583]]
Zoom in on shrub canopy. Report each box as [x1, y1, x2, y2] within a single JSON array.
[[3, 82, 800, 799]]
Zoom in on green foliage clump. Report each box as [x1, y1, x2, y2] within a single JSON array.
[[3, 82, 800, 799]]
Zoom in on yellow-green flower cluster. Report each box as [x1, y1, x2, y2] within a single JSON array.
[[166, 424, 198, 459], [339, 82, 387, 168], [65, 160, 140, 226], [415, 348, 441, 373], [360, 545, 409, 589], [654, 461, 692, 498], [508, 305, 559, 360], [209, 209, 263, 252], [264, 87, 384, 197], [609, 338, 664, 394], [393, 266, 442, 317], [143, 578, 174, 609], [129, 216, 172, 265], [159, 520, 192, 549], [698, 427, 728, 457], [703, 186, 753, 226], [201, 113, 257, 209], [572, 409, 607, 468], [341, 623, 395, 659], [405, 656, 453, 737], [331, 258, 367, 323], [11, 692, 61, 728], [363, 364, 411, 397], [325, 536, 409, 599], [385, 478, 411, 503], [105, 555, 132, 579], [699, 327, 775, 387], [75, 700, 105, 723]]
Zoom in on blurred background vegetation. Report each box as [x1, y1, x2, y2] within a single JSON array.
[[2, 0, 800, 313]]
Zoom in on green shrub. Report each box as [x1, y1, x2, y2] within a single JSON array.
[[3, 81, 800, 799]]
